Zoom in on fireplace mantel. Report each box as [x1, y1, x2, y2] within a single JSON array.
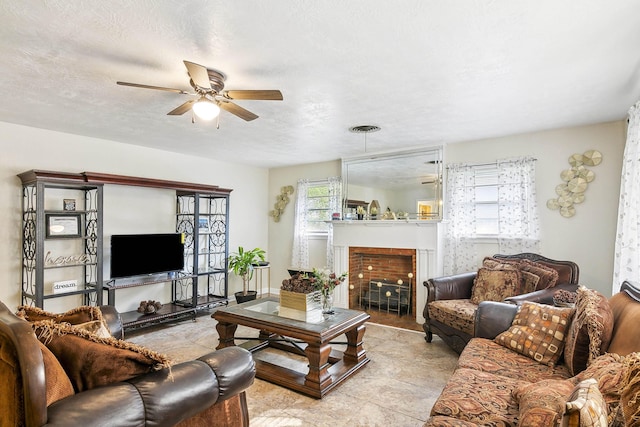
[[331, 220, 444, 325]]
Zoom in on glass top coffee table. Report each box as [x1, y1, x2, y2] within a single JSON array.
[[212, 297, 370, 398]]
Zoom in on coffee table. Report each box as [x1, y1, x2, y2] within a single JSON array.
[[213, 297, 370, 398]]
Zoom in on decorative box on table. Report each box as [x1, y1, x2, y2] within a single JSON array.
[[279, 290, 323, 323]]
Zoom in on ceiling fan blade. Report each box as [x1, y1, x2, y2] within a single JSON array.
[[183, 60, 211, 89], [219, 101, 259, 121], [167, 100, 196, 116], [223, 90, 283, 101], [116, 81, 189, 94]]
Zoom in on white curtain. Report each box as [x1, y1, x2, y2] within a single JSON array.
[[444, 157, 539, 275], [291, 179, 310, 269], [497, 157, 540, 254], [444, 163, 478, 275], [613, 101, 640, 294], [325, 176, 342, 270]]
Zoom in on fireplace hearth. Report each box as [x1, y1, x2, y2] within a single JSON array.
[[348, 247, 416, 323]]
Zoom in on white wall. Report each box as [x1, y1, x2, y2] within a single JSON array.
[[0, 122, 269, 311], [446, 120, 626, 296], [267, 160, 341, 291], [268, 120, 626, 298]]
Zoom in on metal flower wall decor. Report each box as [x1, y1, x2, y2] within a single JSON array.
[[547, 150, 602, 218], [269, 185, 294, 222]]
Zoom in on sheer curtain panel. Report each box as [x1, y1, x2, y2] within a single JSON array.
[[291, 179, 310, 269], [613, 101, 640, 294]]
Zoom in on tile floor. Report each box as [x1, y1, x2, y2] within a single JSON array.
[[127, 311, 458, 427]]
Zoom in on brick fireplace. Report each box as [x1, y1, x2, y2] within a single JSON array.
[[348, 247, 416, 316], [331, 221, 443, 326]]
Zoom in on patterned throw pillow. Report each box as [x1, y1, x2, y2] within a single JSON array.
[[565, 378, 608, 427], [576, 353, 628, 426], [495, 302, 575, 366], [620, 353, 640, 426], [519, 259, 559, 290], [33, 320, 170, 392], [564, 286, 614, 376], [471, 267, 521, 304], [514, 378, 576, 427]]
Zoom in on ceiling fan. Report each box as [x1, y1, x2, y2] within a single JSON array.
[[117, 60, 283, 122]]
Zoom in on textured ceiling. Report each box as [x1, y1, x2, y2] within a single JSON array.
[[1, 1, 639, 168]]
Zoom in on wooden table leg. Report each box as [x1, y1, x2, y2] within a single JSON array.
[[304, 342, 332, 390], [344, 324, 367, 364], [215, 321, 238, 350]]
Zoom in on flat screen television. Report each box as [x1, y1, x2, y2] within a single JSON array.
[[110, 233, 185, 279]]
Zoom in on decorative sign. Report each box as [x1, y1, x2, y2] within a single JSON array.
[[45, 251, 90, 266], [52, 279, 78, 294]]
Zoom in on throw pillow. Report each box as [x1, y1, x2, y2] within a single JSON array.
[[564, 286, 614, 376], [519, 259, 559, 290], [575, 353, 628, 424], [620, 352, 640, 427], [17, 305, 109, 332], [495, 302, 575, 366], [38, 341, 75, 405], [471, 267, 521, 304], [514, 378, 576, 427], [33, 320, 170, 392], [565, 378, 608, 427]]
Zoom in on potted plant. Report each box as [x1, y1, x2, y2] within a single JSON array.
[[228, 246, 266, 303]]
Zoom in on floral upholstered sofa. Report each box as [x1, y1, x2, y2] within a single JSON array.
[[423, 253, 580, 353], [424, 281, 640, 426]]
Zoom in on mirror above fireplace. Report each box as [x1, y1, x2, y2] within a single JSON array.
[[341, 147, 443, 220]]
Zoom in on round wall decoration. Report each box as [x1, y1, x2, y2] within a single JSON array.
[[547, 150, 602, 218]]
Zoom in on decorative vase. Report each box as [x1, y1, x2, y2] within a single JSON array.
[[322, 289, 335, 314], [357, 214, 364, 220]]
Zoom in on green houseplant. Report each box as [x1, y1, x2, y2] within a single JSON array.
[[228, 246, 266, 303]]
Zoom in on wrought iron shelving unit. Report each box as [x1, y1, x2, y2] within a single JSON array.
[[18, 170, 232, 331], [18, 170, 104, 309], [175, 190, 230, 312]]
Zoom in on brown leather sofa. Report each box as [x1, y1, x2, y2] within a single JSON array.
[[423, 253, 580, 353], [0, 301, 256, 427]]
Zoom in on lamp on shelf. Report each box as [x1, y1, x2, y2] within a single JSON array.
[[192, 97, 220, 121]]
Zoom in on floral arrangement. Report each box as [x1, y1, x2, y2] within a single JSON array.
[[311, 268, 348, 296], [281, 268, 347, 295], [356, 206, 365, 215]]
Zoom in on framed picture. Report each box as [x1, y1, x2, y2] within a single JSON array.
[[417, 201, 436, 219], [46, 213, 82, 238], [63, 199, 76, 211]]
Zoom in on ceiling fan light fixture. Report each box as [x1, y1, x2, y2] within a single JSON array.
[[192, 97, 220, 121]]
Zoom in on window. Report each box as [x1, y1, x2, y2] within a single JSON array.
[[473, 166, 499, 236], [444, 157, 539, 274], [291, 177, 342, 269], [305, 182, 332, 235]]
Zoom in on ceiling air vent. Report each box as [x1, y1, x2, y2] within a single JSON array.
[[348, 125, 381, 133]]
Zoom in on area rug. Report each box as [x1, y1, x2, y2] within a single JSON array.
[[128, 313, 458, 427]]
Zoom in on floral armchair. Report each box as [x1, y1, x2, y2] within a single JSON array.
[[423, 253, 580, 353]]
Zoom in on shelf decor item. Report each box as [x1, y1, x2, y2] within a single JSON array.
[[228, 246, 266, 303], [45, 213, 82, 238], [63, 199, 76, 211]]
